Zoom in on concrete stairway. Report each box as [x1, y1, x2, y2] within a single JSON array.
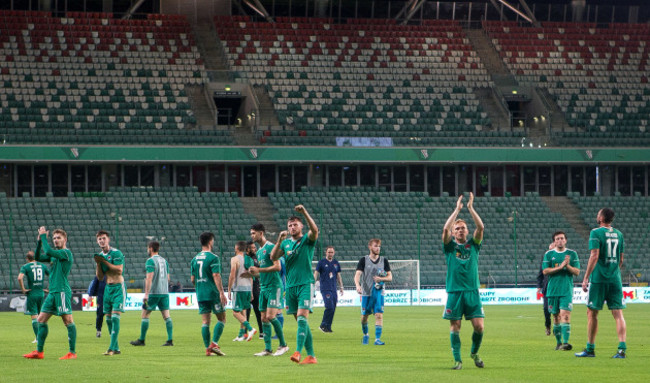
[[240, 197, 281, 236], [232, 127, 259, 146], [541, 196, 591, 241], [253, 85, 280, 127], [193, 20, 227, 71], [473, 88, 510, 130], [187, 85, 215, 127]]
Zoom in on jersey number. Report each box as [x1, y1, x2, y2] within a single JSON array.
[[197, 260, 205, 277], [605, 238, 619, 263], [31, 268, 43, 282]]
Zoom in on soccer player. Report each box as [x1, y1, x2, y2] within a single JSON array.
[[191, 232, 228, 356], [314, 246, 344, 333], [536, 243, 554, 336], [271, 205, 318, 364], [94, 230, 126, 356], [130, 241, 174, 347], [227, 241, 257, 342], [23, 227, 77, 360], [354, 239, 391, 346], [249, 223, 289, 356], [18, 250, 49, 342], [575, 207, 627, 358], [542, 231, 580, 351], [245, 241, 264, 339], [442, 193, 485, 370]]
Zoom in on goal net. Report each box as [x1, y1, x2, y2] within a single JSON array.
[[313, 259, 420, 292]]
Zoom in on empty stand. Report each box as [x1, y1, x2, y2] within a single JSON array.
[[0, 11, 235, 145], [216, 16, 525, 146], [485, 21, 650, 146]]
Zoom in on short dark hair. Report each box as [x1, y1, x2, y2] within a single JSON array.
[[325, 245, 335, 252], [26, 251, 35, 262], [287, 216, 302, 223], [148, 241, 160, 253], [600, 208, 615, 224], [552, 231, 566, 241], [235, 241, 247, 252], [199, 232, 215, 247], [53, 229, 67, 239], [250, 223, 265, 232], [96, 230, 110, 238]]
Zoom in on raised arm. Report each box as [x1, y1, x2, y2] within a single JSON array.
[[443, 195, 464, 244], [38, 233, 69, 260], [296, 205, 319, 242], [270, 231, 288, 261], [467, 192, 484, 243]]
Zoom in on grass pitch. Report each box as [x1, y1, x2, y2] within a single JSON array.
[[3, 304, 648, 382]]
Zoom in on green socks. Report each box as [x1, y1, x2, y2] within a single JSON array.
[[243, 320, 253, 332], [109, 314, 121, 351], [586, 342, 595, 352], [140, 318, 150, 341], [31, 319, 38, 337], [450, 331, 461, 362], [560, 323, 571, 344], [37, 322, 48, 352], [270, 317, 286, 347], [304, 323, 314, 356], [238, 327, 245, 338], [202, 324, 210, 347], [296, 315, 308, 353], [165, 317, 173, 341], [66, 323, 77, 353], [553, 324, 562, 345], [212, 321, 225, 344], [618, 341, 626, 351], [263, 322, 273, 351], [471, 331, 483, 354], [106, 316, 113, 336]]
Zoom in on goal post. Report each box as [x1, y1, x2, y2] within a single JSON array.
[[312, 259, 421, 303]]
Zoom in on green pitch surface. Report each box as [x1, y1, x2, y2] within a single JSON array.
[[3, 304, 648, 382]]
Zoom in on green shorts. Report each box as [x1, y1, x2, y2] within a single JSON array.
[[443, 290, 484, 320], [259, 287, 283, 311], [198, 300, 226, 315], [145, 294, 170, 311], [587, 282, 626, 311], [41, 291, 72, 316], [25, 294, 44, 316], [548, 295, 573, 314], [232, 291, 252, 312], [103, 283, 127, 314], [286, 284, 314, 315]]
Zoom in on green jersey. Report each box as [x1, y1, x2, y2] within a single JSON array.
[[191, 251, 221, 302], [257, 241, 282, 291], [280, 235, 316, 288], [35, 234, 73, 295], [19, 261, 49, 297], [589, 226, 625, 284], [99, 248, 125, 275], [542, 249, 580, 297], [145, 255, 169, 295], [443, 237, 481, 292]]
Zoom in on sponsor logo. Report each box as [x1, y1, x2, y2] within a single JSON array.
[[176, 295, 193, 306]]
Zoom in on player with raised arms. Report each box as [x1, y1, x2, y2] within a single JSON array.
[[271, 205, 318, 364], [23, 227, 77, 360], [442, 193, 485, 370]]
